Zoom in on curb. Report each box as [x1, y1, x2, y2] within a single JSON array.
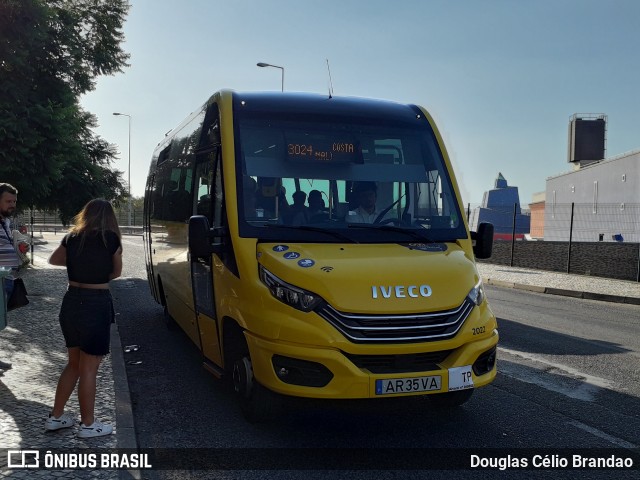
[[110, 324, 142, 480], [544, 287, 583, 298], [513, 283, 546, 294], [484, 278, 639, 305], [110, 324, 137, 448]]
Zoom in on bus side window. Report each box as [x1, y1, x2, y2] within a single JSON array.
[[193, 147, 224, 236], [194, 104, 222, 223], [212, 149, 224, 232], [166, 169, 192, 221], [194, 154, 215, 220]]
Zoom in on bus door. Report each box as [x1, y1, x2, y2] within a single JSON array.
[[190, 146, 223, 365]]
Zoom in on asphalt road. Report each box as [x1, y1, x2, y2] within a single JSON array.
[[108, 236, 640, 480]]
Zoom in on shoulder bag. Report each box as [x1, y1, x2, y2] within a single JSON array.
[[7, 278, 29, 311]]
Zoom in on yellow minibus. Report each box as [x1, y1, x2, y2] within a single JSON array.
[[143, 90, 496, 421]]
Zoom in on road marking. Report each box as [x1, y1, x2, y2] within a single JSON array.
[[567, 420, 637, 449], [498, 348, 639, 448], [498, 347, 614, 401]]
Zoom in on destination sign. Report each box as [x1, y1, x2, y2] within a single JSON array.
[[285, 134, 359, 163]]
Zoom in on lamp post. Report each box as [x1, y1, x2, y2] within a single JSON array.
[[113, 112, 132, 227], [257, 62, 284, 92]]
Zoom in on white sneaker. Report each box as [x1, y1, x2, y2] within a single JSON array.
[[44, 412, 76, 431], [78, 420, 113, 438]]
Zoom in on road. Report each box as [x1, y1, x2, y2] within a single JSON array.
[[39, 234, 640, 479]]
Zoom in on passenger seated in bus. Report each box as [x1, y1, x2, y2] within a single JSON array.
[[307, 189, 328, 222], [345, 182, 382, 224], [197, 194, 211, 216], [283, 190, 309, 226], [308, 190, 325, 214], [277, 185, 289, 217]]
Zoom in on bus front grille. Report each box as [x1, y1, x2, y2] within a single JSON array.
[[315, 300, 473, 343]]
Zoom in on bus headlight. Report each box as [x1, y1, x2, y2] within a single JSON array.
[[467, 280, 486, 307], [259, 265, 323, 312]]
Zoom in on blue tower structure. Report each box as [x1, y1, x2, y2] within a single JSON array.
[[475, 173, 530, 240]]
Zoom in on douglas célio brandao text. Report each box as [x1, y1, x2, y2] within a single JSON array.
[[470, 454, 635, 470]]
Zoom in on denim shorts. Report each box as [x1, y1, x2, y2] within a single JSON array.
[[59, 287, 114, 356]]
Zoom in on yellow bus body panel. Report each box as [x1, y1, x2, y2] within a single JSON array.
[[208, 238, 498, 399]]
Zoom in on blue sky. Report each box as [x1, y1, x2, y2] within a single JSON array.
[[81, 0, 640, 206]]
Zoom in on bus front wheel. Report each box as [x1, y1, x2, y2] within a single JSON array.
[[232, 356, 280, 423]]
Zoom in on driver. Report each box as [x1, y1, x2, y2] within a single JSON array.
[[346, 182, 381, 224]]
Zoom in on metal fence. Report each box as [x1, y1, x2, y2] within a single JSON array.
[[467, 202, 640, 282], [467, 202, 640, 243], [19, 208, 144, 231], [544, 203, 640, 243], [113, 207, 144, 228]]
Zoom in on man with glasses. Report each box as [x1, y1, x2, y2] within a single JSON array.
[[0, 183, 19, 372]]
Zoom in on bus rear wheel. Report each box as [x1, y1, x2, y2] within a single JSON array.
[[232, 356, 280, 423], [162, 303, 177, 330], [158, 278, 177, 330]]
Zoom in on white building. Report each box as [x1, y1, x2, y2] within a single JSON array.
[[544, 149, 640, 242]]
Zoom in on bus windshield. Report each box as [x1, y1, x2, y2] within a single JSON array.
[[235, 113, 465, 243]]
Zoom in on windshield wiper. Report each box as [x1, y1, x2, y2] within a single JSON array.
[[264, 224, 359, 243], [347, 224, 435, 243]]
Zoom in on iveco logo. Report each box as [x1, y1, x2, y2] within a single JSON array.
[[372, 285, 432, 299]]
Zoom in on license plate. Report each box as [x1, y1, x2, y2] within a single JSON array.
[[375, 375, 442, 395], [448, 365, 474, 391]]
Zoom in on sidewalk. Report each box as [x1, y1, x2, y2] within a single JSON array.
[[0, 254, 136, 478], [477, 263, 640, 304], [0, 235, 638, 478]]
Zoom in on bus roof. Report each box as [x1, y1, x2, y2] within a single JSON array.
[[152, 91, 429, 157], [230, 91, 425, 124]]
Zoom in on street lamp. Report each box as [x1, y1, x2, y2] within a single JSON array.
[[112, 112, 132, 227], [257, 62, 284, 92]]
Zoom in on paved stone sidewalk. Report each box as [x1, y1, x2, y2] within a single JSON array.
[[477, 263, 640, 304], [0, 264, 126, 479]]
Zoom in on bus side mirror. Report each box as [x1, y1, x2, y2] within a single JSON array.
[[188, 215, 223, 258], [472, 222, 493, 259]]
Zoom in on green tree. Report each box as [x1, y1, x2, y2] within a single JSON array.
[[0, 0, 130, 224]]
